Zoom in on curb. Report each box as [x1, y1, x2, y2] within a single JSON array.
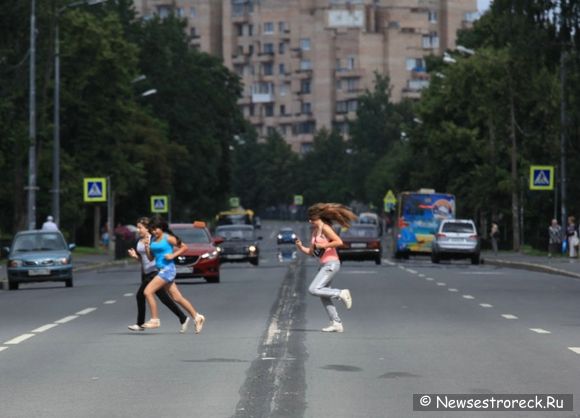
[[484, 258, 580, 280]]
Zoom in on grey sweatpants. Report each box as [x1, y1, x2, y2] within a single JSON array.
[[308, 261, 342, 323]]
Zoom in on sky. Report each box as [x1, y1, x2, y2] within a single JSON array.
[[478, 0, 491, 12]]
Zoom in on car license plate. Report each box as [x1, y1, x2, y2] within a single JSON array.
[[226, 254, 244, 259], [351, 243, 367, 248], [29, 269, 50, 276], [176, 266, 192, 274]]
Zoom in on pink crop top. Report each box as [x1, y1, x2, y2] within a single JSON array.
[[311, 231, 339, 264]]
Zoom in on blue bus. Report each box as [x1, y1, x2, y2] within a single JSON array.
[[393, 189, 455, 258]]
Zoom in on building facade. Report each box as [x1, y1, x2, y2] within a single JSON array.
[[134, 0, 478, 152]]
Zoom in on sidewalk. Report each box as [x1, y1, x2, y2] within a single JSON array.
[[483, 250, 580, 279]]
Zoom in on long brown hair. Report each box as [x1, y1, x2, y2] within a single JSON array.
[[308, 203, 357, 228]]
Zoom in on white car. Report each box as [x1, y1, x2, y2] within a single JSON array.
[[431, 219, 480, 264]]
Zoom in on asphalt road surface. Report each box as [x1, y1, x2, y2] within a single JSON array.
[[1, 221, 580, 418]]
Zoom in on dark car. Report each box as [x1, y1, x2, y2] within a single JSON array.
[[337, 224, 382, 265], [4, 230, 75, 290], [171, 222, 222, 283], [276, 228, 297, 245], [215, 225, 261, 266]]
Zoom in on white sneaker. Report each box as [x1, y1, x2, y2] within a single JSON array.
[[194, 314, 205, 334], [339, 289, 352, 310], [180, 317, 191, 334], [128, 324, 145, 332], [322, 321, 344, 333], [142, 318, 160, 329]]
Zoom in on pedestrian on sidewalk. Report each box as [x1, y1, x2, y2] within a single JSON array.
[[490, 222, 500, 256], [142, 217, 205, 333], [548, 219, 562, 258], [41, 215, 58, 231], [295, 203, 357, 333], [566, 216, 579, 258], [126, 217, 189, 332]]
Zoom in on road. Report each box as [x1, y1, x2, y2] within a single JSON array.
[[1, 221, 580, 418]]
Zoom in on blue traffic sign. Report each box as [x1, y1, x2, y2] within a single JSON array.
[[529, 166, 554, 191], [83, 178, 107, 202]]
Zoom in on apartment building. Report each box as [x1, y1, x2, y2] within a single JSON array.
[[134, 0, 478, 153]]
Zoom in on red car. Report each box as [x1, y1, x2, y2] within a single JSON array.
[[170, 222, 223, 283]]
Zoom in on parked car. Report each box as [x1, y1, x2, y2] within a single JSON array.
[[4, 230, 75, 290], [170, 222, 222, 283], [215, 225, 261, 266], [431, 219, 480, 264], [337, 224, 382, 265], [276, 227, 297, 245]]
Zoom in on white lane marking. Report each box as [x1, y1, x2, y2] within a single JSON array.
[[398, 266, 406, 270], [418, 273, 425, 278], [55, 315, 78, 324], [76, 308, 97, 315], [461, 272, 504, 275], [502, 314, 518, 320], [448, 288, 459, 292], [261, 357, 277, 360], [31, 324, 59, 333], [425, 277, 434, 281], [568, 347, 580, 355], [5, 334, 35, 345], [264, 317, 279, 346], [436, 282, 446, 286], [462, 295, 475, 300], [123, 293, 133, 297], [383, 260, 396, 266], [103, 300, 116, 305], [530, 328, 551, 334], [407, 269, 418, 274], [480, 303, 493, 308], [343, 270, 377, 275], [0, 347, 7, 352]]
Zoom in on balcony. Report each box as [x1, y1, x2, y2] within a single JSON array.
[[335, 68, 364, 78], [256, 52, 275, 62], [252, 92, 274, 103], [232, 54, 249, 64]]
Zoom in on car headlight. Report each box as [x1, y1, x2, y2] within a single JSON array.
[[277, 234, 282, 239], [291, 234, 296, 240], [200, 251, 219, 260], [248, 245, 257, 253], [8, 260, 23, 268], [216, 246, 222, 253], [56, 257, 70, 265]]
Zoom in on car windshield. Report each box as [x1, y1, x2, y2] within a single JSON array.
[[442, 223, 475, 234], [216, 227, 254, 240], [173, 228, 210, 244], [12, 233, 67, 252], [342, 226, 378, 238]]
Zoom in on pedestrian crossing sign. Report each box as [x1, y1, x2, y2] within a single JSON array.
[[83, 178, 107, 202], [529, 166, 554, 190], [151, 195, 169, 213]]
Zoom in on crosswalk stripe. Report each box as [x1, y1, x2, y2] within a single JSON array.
[[568, 347, 580, 355], [462, 295, 475, 300], [501, 314, 518, 319], [529, 328, 551, 334], [479, 303, 493, 308]]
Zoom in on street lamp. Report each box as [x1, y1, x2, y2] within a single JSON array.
[[52, 0, 106, 227]]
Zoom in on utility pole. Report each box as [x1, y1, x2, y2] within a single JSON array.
[[27, 0, 37, 230], [560, 50, 567, 241], [509, 80, 520, 251], [52, 17, 61, 226]]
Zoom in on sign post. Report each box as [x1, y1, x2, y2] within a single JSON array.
[[83, 177, 108, 250], [229, 197, 240, 208]]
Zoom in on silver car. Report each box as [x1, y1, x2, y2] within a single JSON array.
[[431, 219, 480, 264]]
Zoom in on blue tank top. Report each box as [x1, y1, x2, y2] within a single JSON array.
[[149, 233, 174, 269]]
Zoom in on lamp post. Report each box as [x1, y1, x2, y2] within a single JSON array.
[[27, 0, 37, 230], [52, 0, 106, 227]]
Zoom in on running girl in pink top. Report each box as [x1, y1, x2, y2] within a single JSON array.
[[295, 203, 356, 332]]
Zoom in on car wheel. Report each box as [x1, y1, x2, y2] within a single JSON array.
[[8, 281, 19, 290], [65, 278, 73, 288], [251, 258, 259, 266], [206, 275, 220, 284], [471, 254, 480, 265], [375, 257, 382, 265]]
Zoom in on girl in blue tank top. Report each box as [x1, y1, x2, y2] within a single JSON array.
[[141, 217, 206, 333]]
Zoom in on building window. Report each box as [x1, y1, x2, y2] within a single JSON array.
[[300, 79, 311, 94], [190, 27, 198, 38], [175, 8, 184, 17], [345, 78, 359, 92], [428, 10, 438, 23], [300, 38, 311, 51], [300, 142, 313, 153], [157, 5, 171, 18], [280, 104, 286, 115], [300, 59, 312, 71], [422, 32, 440, 49], [346, 56, 356, 70], [247, 24, 254, 36], [264, 103, 274, 117], [293, 121, 316, 135], [279, 21, 286, 32], [347, 100, 358, 112], [336, 79, 342, 90], [406, 57, 426, 71], [279, 63, 286, 75], [267, 126, 276, 135], [464, 12, 479, 22], [336, 100, 357, 113], [248, 45, 254, 55], [234, 64, 244, 76], [336, 101, 347, 113], [263, 63, 274, 76], [280, 83, 289, 96], [264, 22, 274, 34], [336, 58, 342, 70], [236, 25, 244, 36], [301, 102, 312, 114], [190, 7, 196, 17], [279, 42, 286, 54], [263, 43, 274, 54]]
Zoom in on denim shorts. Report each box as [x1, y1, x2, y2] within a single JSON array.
[[157, 264, 176, 282]]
